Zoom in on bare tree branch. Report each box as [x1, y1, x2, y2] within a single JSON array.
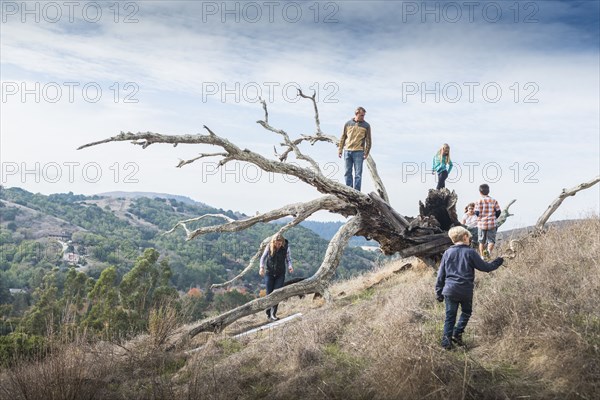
[[257, 100, 321, 173], [208, 195, 352, 288], [535, 175, 600, 232], [176, 152, 228, 168], [497, 199, 517, 227], [185, 196, 351, 241], [297, 89, 323, 135], [260, 97, 269, 124], [163, 214, 235, 238], [365, 155, 390, 203], [79, 128, 370, 207], [186, 216, 362, 336]]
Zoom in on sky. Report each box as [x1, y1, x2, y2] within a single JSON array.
[[1, 0, 599, 232]]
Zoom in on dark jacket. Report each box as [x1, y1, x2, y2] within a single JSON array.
[[265, 239, 289, 277], [435, 244, 503, 301]]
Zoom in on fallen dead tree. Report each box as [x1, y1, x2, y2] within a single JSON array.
[[78, 93, 597, 340]]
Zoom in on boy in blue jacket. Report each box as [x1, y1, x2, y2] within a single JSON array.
[[435, 226, 504, 349]]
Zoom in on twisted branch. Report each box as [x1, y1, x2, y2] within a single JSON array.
[[257, 100, 321, 173], [186, 216, 362, 336], [78, 127, 370, 207], [535, 175, 600, 232], [211, 198, 332, 289]]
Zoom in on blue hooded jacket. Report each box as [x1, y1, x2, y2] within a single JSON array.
[[435, 244, 503, 301]]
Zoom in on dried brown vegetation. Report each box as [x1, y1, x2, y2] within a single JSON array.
[[1, 218, 598, 399]]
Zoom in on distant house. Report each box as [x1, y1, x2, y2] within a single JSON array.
[[63, 252, 80, 264], [48, 232, 71, 241], [9, 288, 27, 295]]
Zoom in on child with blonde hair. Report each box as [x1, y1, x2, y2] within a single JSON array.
[[435, 226, 504, 349], [432, 143, 453, 189]]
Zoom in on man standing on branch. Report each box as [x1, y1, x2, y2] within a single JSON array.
[[338, 106, 371, 191]]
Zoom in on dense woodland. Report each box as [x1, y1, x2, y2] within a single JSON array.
[[0, 187, 377, 356]]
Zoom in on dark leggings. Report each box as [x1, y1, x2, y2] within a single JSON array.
[[265, 274, 285, 317], [436, 170, 448, 190]]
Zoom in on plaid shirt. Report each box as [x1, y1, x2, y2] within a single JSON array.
[[475, 195, 500, 230]]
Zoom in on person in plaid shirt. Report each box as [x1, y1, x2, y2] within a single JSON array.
[[474, 184, 501, 259]]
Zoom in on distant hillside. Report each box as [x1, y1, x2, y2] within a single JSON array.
[[497, 219, 583, 241], [277, 219, 378, 247], [0, 187, 377, 294], [97, 191, 207, 207], [100, 193, 378, 247]]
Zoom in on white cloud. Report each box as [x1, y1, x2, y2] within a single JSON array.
[[1, 0, 598, 229]]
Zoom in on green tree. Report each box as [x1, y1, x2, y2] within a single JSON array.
[[119, 249, 178, 331], [20, 268, 60, 335], [213, 290, 254, 312], [83, 266, 128, 337], [59, 268, 92, 326], [0, 274, 11, 304]]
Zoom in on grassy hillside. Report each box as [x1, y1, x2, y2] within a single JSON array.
[[1, 218, 597, 399]]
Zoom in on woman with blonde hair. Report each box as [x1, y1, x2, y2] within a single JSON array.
[[432, 143, 453, 190], [259, 233, 294, 321]]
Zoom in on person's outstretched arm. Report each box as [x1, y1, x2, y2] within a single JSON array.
[[470, 250, 503, 272], [286, 245, 293, 273], [259, 246, 269, 276]]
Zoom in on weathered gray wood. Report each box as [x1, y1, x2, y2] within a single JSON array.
[[368, 192, 408, 234], [399, 236, 453, 258], [365, 156, 390, 203], [187, 216, 362, 336], [77, 102, 524, 344], [535, 176, 600, 232]]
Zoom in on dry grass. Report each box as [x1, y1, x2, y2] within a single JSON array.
[[2, 218, 598, 399], [476, 218, 600, 397], [0, 335, 115, 400]]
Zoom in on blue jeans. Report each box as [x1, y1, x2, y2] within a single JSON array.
[[344, 150, 364, 191], [442, 295, 473, 347], [265, 274, 285, 317]]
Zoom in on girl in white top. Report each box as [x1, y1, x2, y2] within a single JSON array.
[[461, 203, 478, 228]]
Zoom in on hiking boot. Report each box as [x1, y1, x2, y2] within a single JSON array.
[[483, 249, 490, 259], [441, 336, 453, 350], [452, 334, 464, 347], [270, 314, 279, 321]]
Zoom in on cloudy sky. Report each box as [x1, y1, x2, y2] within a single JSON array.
[[1, 0, 599, 231]]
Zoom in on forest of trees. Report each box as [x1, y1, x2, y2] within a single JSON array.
[[0, 187, 379, 360]]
